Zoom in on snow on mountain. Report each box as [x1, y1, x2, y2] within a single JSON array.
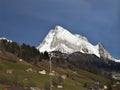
[[0, 37, 12, 43], [37, 26, 119, 62]]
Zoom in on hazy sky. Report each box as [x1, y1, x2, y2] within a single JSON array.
[[0, 0, 120, 59]]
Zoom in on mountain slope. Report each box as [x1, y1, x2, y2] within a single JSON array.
[[37, 26, 119, 62], [0, 50, 111, 90]]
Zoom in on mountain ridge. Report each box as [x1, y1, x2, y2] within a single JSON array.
[[37, 26, 120, 62]]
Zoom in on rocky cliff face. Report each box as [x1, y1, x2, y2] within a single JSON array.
[[98, 43, 113, 60]]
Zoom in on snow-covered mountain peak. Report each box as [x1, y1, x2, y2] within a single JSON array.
[[49, 26, 68, 35], [37, 26, 119, 62], [52, 26, 73, 37], [37, 26, 100, 57], [54, 25, 64, 31]]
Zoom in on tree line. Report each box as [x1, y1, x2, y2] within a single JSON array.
[[0, 39, 49, 63]]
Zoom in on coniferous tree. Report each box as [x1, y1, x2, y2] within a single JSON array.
[[43, 51, 49, 59]]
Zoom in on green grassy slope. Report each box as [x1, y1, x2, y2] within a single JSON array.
[[0, 51, 111, 90]]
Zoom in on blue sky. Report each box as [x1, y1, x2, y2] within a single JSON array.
[[0, 0, 120, 59]]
